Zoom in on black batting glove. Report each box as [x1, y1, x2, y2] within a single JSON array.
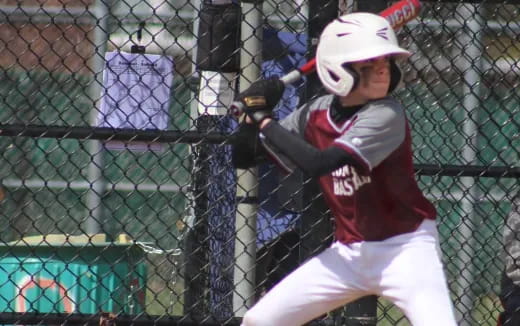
[[236, 78, 285, 124]]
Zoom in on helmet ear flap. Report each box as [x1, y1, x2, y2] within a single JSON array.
[[318, 60, 361, 96], [388, 59, 403, 93], [342, 63, 360, 93]]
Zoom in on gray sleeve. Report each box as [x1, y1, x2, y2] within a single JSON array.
[[333, 98, 406, 170], [278, 102, 308, 136], [504, 196, 520, 284]]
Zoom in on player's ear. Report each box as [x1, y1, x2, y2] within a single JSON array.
[[388, 59, 403, 93]]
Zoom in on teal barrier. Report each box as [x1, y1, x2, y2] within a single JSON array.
[[0, 239, 147, 314]]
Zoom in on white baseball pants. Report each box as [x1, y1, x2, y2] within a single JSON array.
[[241, 219, 458, 326]]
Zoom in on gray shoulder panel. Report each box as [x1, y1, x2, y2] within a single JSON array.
[[334, 97, 406, 170]]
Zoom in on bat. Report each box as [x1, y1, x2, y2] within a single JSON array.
[[230, 0, 421, 117]]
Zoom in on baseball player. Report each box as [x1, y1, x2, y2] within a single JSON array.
[[231, 12, 458, 326], [498, 194, 520, 326]]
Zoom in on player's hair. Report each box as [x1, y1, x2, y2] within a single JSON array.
[[316, 12, 411, 97]]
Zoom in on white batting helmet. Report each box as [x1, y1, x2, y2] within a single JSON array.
[[316, 12, 411, 97]]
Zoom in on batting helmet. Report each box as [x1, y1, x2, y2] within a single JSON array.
[[316, 12, 411, 97]]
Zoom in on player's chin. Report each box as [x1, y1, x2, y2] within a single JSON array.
[[368, 87, 390, 99]]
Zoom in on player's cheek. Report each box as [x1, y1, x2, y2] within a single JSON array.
[[359, 70, 372, 87]]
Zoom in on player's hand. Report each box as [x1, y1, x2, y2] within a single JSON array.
[[236, 78, 285, 124]]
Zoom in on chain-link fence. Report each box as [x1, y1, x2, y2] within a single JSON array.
[[0, 0, 519, 325]]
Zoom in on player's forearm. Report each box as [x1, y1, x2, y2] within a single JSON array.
[[259, 120, 361, 177]]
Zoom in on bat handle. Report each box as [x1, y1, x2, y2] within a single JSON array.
[[279, 58, 317, 84], [279, 70, 303, 85]]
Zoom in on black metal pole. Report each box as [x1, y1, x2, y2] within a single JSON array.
[[301, 0, 338, 261], [303, 1, 383, 325], [302, 1, 339, 325], [183, 0, 241, 322], [339, 2, 385, 326], [0, 125, 516, 178]]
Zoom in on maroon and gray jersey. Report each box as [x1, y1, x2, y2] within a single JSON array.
[[261, 95, 436, 244]]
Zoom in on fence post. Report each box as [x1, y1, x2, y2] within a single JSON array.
[[233, 0, 264, 316], [454, 4, 484, 325], [301, 0, 338, 260], [85, 0, 110, 235]]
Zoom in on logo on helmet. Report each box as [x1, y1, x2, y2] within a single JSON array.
[[376, 28, 389, 40], [336, 17, 362, 26], [315, 12, 410, 97]]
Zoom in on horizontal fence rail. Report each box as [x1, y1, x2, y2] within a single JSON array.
[[1, 124, 520, 178]]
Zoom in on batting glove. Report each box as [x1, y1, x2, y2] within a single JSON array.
[[236, 78, 285, 124]]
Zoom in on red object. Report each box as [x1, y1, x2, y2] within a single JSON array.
[[294, 0, 421, 80]]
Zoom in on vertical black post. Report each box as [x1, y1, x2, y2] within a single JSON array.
[[341, 2, 385, 325], [301, 0, 338, 261], [305, 0, 338, 104], [357, 0, 388, 14], [183, 0, 241, 322], [302, 1, 338, 325], [344, 296, 378, 326], [304, 1, 386, 325], [300, 0, 337, 280]]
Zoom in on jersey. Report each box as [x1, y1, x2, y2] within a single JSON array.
[[261, 94, 436, 243]]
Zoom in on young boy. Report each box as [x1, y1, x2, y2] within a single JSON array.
[[232, 12, 458, 326]]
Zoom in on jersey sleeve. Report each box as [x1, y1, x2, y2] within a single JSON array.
[[259, 102, 310, 173], [333, 98, 406, 170]]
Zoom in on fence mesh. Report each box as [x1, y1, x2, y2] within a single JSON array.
[[0, 0, 519, 325]]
